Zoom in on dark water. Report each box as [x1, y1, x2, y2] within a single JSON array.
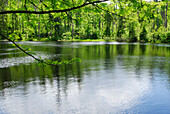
[[0, 41, 170, 114]]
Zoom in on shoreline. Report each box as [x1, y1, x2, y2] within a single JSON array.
[[0, 39, 169, 44]]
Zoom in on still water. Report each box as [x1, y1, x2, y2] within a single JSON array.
[[0, 41, 170, 114]]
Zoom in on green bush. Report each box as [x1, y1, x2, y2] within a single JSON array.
[[62, 32, 71, 40]]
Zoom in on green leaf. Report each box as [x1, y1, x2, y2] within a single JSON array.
[[143, 5, 147, 10]]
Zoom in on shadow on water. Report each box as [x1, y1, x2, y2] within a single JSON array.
[[0, 41, 170, 113]]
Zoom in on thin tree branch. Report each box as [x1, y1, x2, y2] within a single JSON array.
[[0, 0, 108, 14], [93, 4, 129, 20], [0, 33, 81, 66], [0, 0, 107, 66], [24, 0, 27, 11], [39, 0, 49, 8], [28, 0, 41, 10], [65, 12, 78, 21], [94, 6, 105, 19], [0, 33, 55, 66]]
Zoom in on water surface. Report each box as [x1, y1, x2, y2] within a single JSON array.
[[0, 41, 170, 114]]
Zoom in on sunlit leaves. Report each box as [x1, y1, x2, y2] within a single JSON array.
[[36, 57, 82, 66], [143, 5, 147, 10], [1, 0, 170, 67]]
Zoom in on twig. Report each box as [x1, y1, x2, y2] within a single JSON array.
[[0, 33, 55, 66], [0, 0, 108, 14], [39, 0, 49, 8], [93, 4, 129, 20], [28, 0, 41, 10]]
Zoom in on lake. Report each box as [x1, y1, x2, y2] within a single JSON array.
[[0, 41, 170, 114]]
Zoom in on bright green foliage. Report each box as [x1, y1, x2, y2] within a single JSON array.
[[0, 0, 169, 43]]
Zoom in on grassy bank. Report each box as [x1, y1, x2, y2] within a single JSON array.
[[0, 37, 169, 43]]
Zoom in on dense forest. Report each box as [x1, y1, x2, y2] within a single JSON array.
[[0, 0, 169, 43]]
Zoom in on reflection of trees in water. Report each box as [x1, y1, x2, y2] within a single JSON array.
[[167, 63, 170, 78], [140, 45, 146, 54], [76, 62, 83, 92], [0, 67, 11, 97], [134, 57, 143, 76], [0, 42, 170, 100], [56, 74, 61, 110], [128, 45, 135, 55], [104, 45, 116, 71], [112, 44, 169, 83]]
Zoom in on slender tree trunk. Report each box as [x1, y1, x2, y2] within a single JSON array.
[[112, 14, 115, 36], [64, 20, 66, 33], [72, 17, 74, 41], [99, 17, 101, 36], [38, 14, 40, 39], [22, 17, 24, 34], [2, 14, 5, 35], [161, 5, 165, 27], [19, 17, 21, 33], [152, 11, 155, 31], [165, 1, 168, 29], [99, 17, 101, 30], [156, 9, 159, 31]]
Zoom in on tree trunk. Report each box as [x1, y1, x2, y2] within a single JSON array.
[[38, 15, 40, 40], [72, 18, 74, 41], [165, 1, 168, 29], [156, 9, 159, 31], [161, 5, 165, 27]]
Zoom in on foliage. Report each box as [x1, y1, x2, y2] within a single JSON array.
[[0, 0, 170, 65], [0, 0, 169, 43], [129, 22, 137, 42], [140, 26, 147, 42], [62, 32, 71, 40]]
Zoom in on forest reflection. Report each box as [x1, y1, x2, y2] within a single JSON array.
[[0, 42, 170, 113], [0, 42, 169, 91]]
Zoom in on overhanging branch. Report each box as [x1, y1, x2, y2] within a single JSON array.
[[0, 33, 81, 66], [0, 0, 108, 14], [93, 4, 129, 20], [0, 33, 54, 65]]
